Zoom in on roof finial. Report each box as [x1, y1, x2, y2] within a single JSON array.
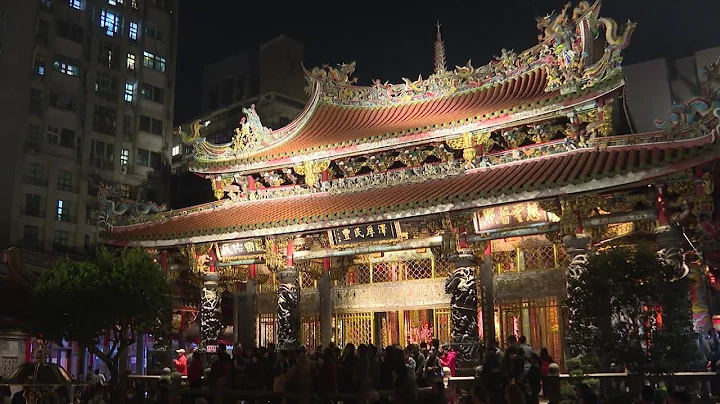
[[434, 20, 446, 75]]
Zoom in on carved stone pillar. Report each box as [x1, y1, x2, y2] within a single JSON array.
[[655, 224, 684, 275], [563, 234, 592, 326], [277, 266, 300, 350], [200, 272, 223, 349], [446, 249, 482, 374]]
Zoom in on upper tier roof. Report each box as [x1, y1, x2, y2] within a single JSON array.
[[178, 0, 635, 175]]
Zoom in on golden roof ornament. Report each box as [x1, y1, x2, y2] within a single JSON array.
[[434, 21, 447, 75]]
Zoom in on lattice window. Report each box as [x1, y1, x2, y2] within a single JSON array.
[[345, 264, 371, 285], [299, 272, 316, 289], [301, 315, 321, 350], [520, 246, 556, 271], [433, 308, 452, 345], [334, 313, 373, 347], [556, 244, 570, 268], [371, 262, 397, 283], [404, 259, 433, 280], [257, 273, 277, 293], [492, 250, 518, 273], [433, 256, 455, 278], [1, 357, 18, 378], [256, 313, 277, 347]]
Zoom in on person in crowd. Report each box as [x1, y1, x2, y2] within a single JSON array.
[[470, 385, 489, 404], [122, 385, 142, 404], [173, 348, 187, 376], [440, 344, 457, 377], [187, 347, 203, 389], [636, 385, 655, 404], [667, 390, 693, 404], [505, 382, 527, 404], [502, 336, 526, 381]]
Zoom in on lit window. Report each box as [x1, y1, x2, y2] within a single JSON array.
[[129, 21, 138, 40], [46, 126, 60, 144], [171, 145, 180, 156], [126, 53, 136, 71], [52, 58, 80, 77], [136, 148, 149, 166], [100, 9, 123, 37], [68, 0, 82, 10], [131, 0, 139, 9], [124, 82, 135, 102], [56, 200, 70, 222], [108, 0, 124, 5], [142, 51, 166, 72], [120, 148, 130, 166], [34, 54, 45, 76], [120, 184, 130, 198]]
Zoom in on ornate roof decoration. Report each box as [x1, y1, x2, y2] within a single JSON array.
[[655, 57, 720, 131], [95, 183, 167, 230], [434, 21, 447, 75], [176, 1, 635, 174], [107, 136, 720, 246]]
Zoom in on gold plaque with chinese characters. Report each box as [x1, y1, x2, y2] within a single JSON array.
[[214, 239, 264, 262], [474, 201, 556, 233], [328, 221, 402, 249]]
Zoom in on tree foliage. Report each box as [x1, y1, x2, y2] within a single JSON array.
[[32, 247, 172, 381], [566, 244, 699, 374]]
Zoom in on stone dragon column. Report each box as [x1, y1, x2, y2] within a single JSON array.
[[445, 248, 481, 370], [200, 272, 223, 349], [276, 266, 300, 349]]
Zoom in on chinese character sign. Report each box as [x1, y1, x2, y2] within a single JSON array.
[[474, 202, 550, 232], [217, 239, 263, 260], [331, 221, 400, 247]]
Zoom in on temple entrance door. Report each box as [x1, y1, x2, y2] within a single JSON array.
[[496, 298, 563, 368], [300, 315, 320, 350], [379, 309, 448, 347], [257, 313, 277, 347]]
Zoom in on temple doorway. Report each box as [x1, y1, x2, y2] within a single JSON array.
[[495, 297, 563, 367], [377, 308, 452, 347]]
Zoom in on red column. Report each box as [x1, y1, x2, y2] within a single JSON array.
[[249, 264, 257, 278], [208, 248, 217, 272], [321, 170, 328, 183], [247, 176, 256, 191], [160, 250, 168, 273], [457, 227, 468, 249], [286, 239, 294, 267], [323, 257, 330, 271]]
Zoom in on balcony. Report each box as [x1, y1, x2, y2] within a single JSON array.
[[21, 207, 46, 218], [90, 157, 114, 171], [23, 177, 48, 187]]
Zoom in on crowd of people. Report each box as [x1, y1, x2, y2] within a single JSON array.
[[0, 335, 699, 403]]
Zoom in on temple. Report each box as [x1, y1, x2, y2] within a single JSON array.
[[101, 1, 720, 373]]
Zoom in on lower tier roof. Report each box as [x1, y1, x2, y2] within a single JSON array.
[[109, 140, 720, 247]]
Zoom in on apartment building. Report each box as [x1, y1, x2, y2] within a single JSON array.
[[0, 0, 178, 255]]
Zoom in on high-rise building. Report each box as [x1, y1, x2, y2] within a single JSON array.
[[0, 0, 179, 256]]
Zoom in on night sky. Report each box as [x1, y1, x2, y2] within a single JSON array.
[[174, 0, 720, 123]]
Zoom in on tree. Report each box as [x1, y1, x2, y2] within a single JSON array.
[[566, 243, 699, 374], [32, 247, 173, 382]]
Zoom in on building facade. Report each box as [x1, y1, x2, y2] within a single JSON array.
[[0, 0, 178, 256], [0, 0, 178, 378], [104, 2, 720, 374]]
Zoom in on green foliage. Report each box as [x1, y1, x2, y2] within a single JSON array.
[[560, 356, 600, 404], [32, 247, 172, 378], [567, 244, 699, 374]]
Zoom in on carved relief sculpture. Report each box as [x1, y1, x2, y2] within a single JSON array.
[[277, 267, 300, 349], [200, 272, 223, 349]]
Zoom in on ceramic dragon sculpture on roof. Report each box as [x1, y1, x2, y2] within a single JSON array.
[[177, 104, 283, 161], [96, 183, 167, 230], [302, 1, 634, 107], [655, 56, 720, 131]]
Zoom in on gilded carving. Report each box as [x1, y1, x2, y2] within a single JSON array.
[[494, 269, 567, 300], [294, 160, 331, 188], [334, 278, 448, 313]]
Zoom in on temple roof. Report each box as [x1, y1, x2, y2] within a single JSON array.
[[178, 1, 636, 175], [108, 133, 720, 247]]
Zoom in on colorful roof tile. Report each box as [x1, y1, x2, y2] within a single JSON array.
[[109, 138, 720, 246]]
